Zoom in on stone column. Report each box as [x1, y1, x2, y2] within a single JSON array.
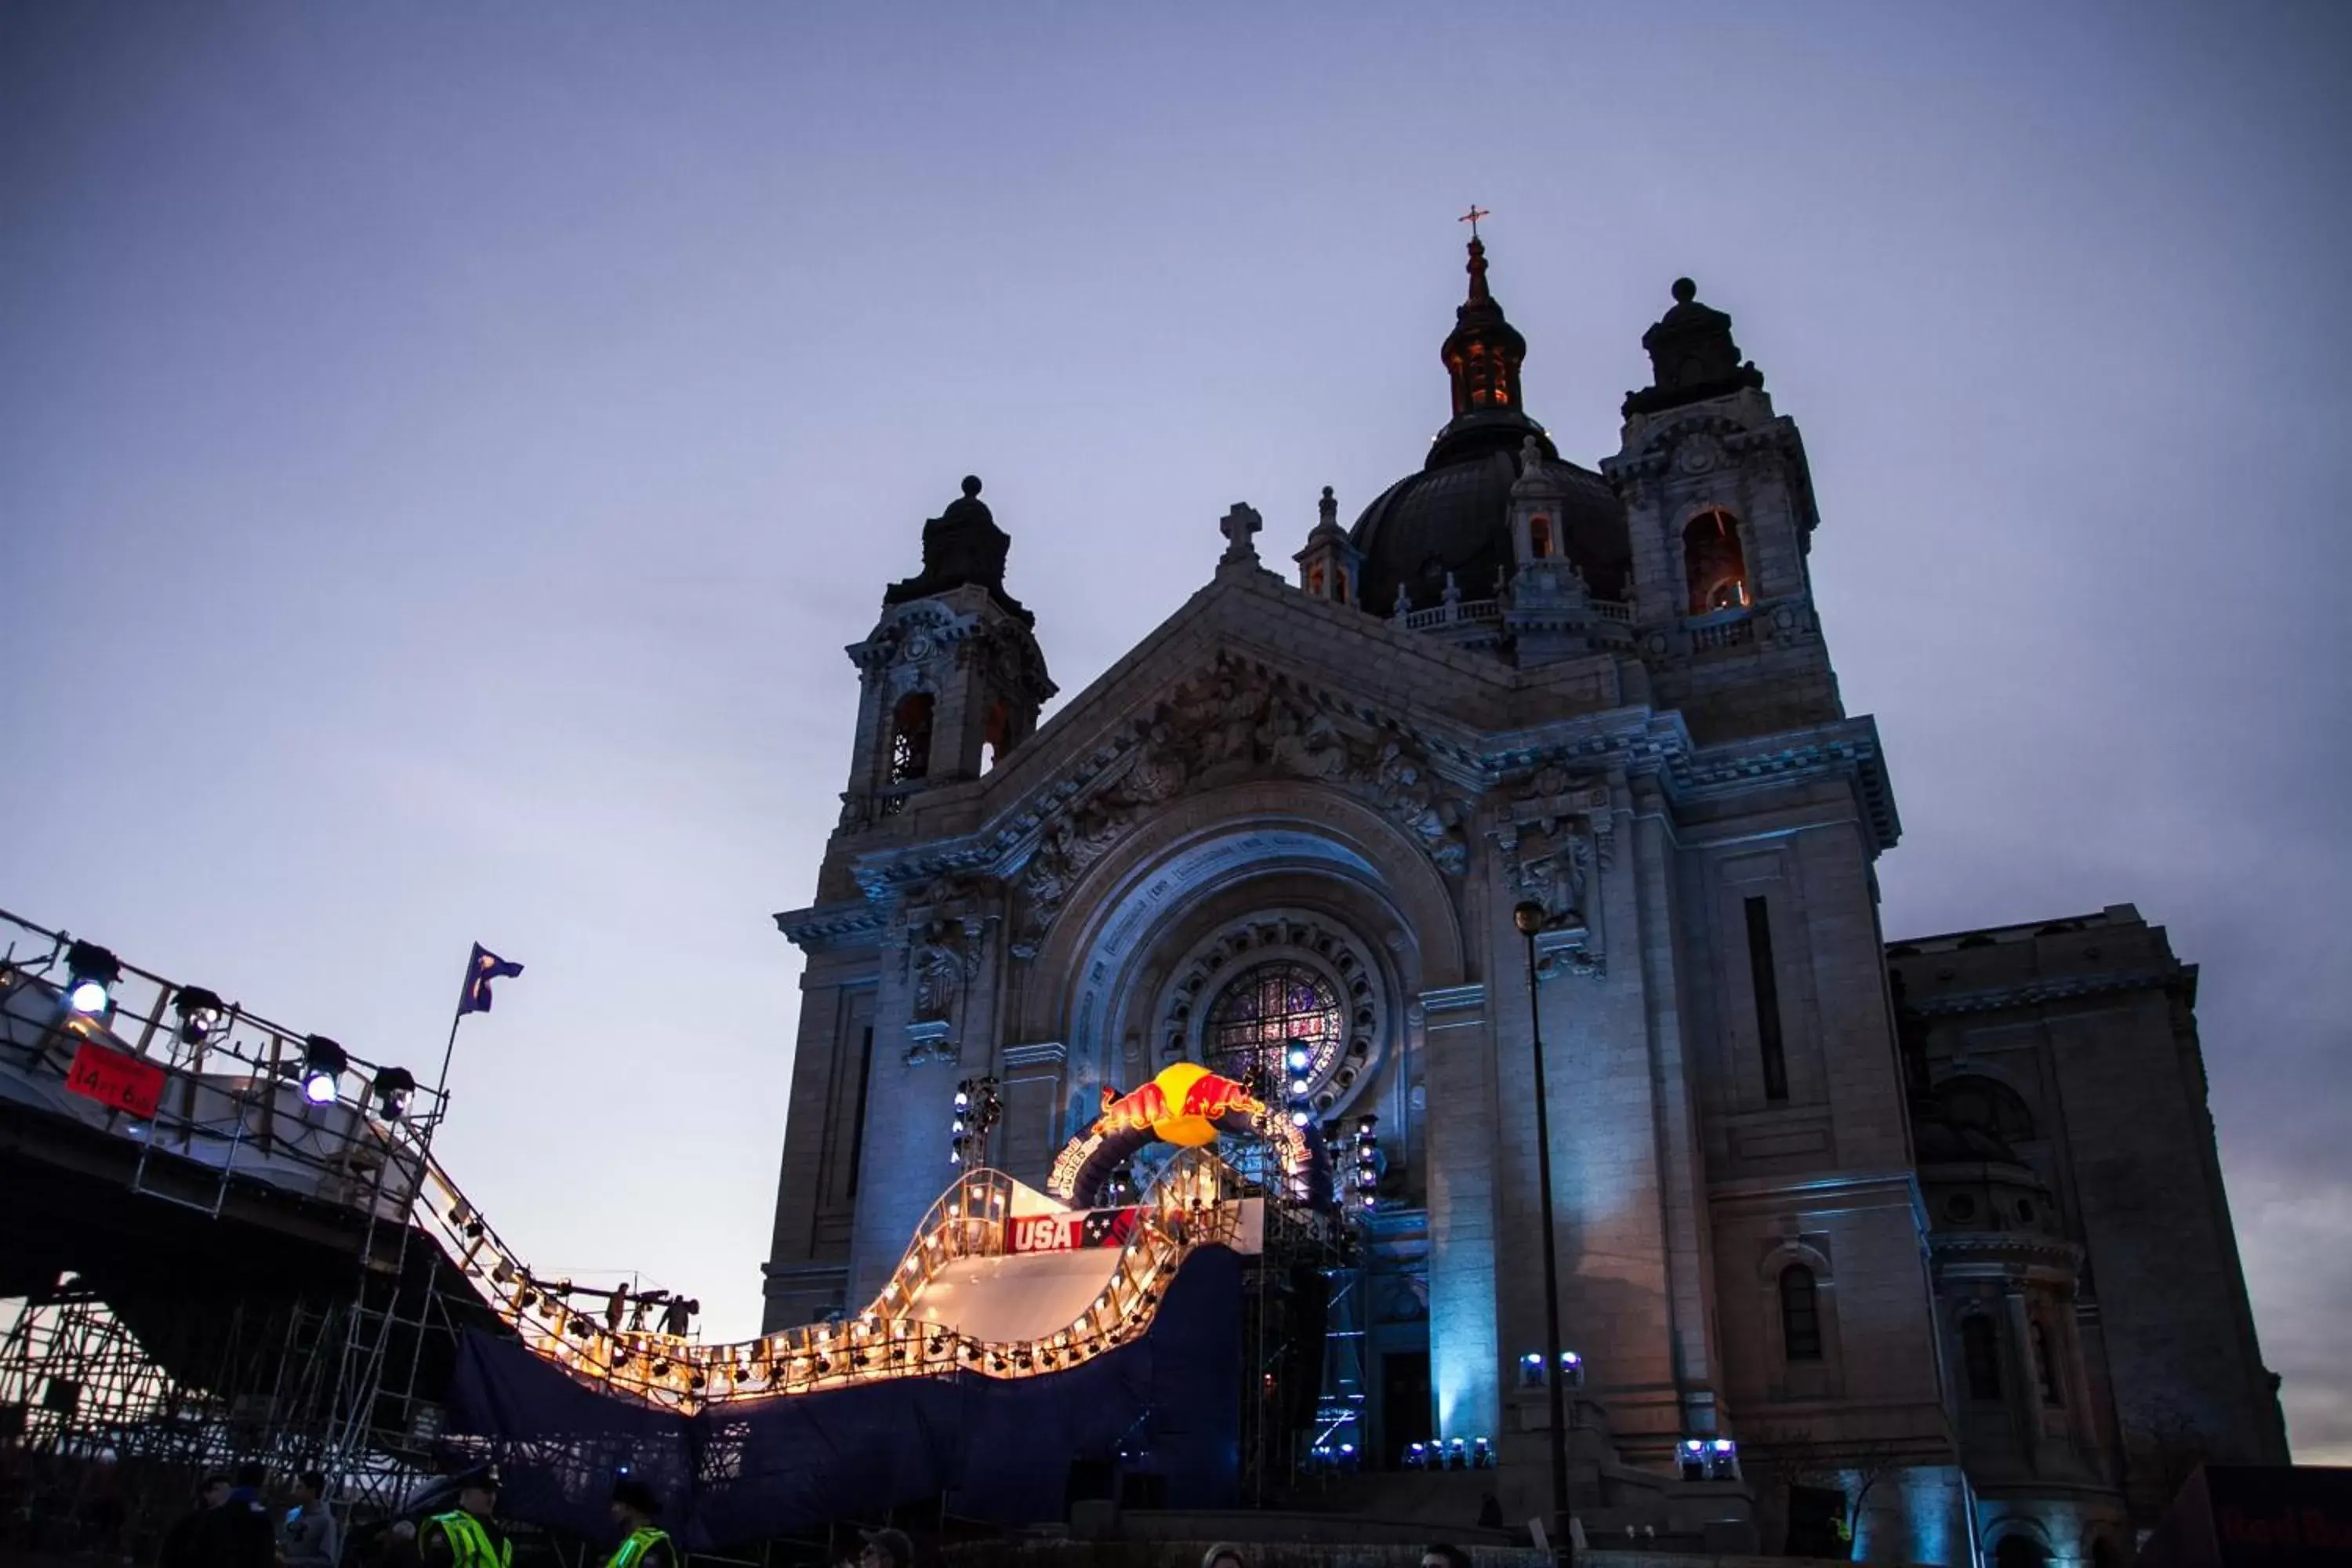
[[1421, 982, 1501, 1445]]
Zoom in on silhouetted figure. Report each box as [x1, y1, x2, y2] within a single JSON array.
[[191, 1462, 274, 1568], [157, 1474, 230, 1568]]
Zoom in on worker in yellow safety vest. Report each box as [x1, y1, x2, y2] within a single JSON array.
[[420, 1465, 510, 1568], [605, 1476, 676, 1568]]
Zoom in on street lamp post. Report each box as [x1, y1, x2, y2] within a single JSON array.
[[1515, 899, 1573, 1563]]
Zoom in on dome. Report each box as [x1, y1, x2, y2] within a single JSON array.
[[1348, 230, 1631, 616], [1351, 439, 1629, 617]]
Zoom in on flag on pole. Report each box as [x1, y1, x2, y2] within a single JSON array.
[[459, 945, 524, 1016]]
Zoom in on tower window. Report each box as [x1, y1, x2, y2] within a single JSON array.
[[2032, 1322, 2063, 1406], [845, 1025, 873, 1199], [1962, 1315, 2002, 1401], [1683, 506, 1751, 615], [1530, 516, 1553, 559], [1205, 960, 1344, 1093], [1333, 570, 1349, 605], [1744, 896, 1788, 1102], [888, 692, 934, 783], [983, 701, 1011, 773], [1307, 564, 1326, 596], [1779, 1265, 1823, 1361]]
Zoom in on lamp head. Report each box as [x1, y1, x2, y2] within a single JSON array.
[[172, 985, 227, 1044], [371, 1066, 416, 1120], [299, 1034, 348, 1105], [64, 941, 121, 1014], [1512, 901, 1546, 936]]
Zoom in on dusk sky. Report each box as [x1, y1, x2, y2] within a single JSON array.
[[4, 4, 2347, 1461]]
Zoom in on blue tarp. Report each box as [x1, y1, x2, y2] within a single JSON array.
[[441, 1246, 1244, 1550]]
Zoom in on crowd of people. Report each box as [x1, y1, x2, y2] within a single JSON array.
[[132, 1461, 1490, 1568], [150, 1462, 677, 1568]]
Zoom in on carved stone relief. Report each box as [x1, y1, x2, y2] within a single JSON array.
[[1490, 762, 1613, 981], [1007, 657, 1472, 958], [899, 879, 1000, 1065], [960, 616, 1058, 710]]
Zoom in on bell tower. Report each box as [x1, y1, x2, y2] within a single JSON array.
[[840, 477, 1054, 831], [1604, 279, 1839, 738]]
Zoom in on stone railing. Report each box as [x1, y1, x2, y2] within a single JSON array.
[[1393, 593, 1635, 637], [1687, 611, 1755, 652], [1400, 597, 1501, 632]]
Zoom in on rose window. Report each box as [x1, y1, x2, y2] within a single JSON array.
[[1204, 960, 1345, 1096]]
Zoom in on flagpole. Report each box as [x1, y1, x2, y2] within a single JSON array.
[[429, 1005, 465, 1124]]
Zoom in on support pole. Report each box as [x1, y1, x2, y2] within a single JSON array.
[[1516, 901, 1573, 1565]]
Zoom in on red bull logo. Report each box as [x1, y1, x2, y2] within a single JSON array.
[[1091, 1062, 1265, 1147]]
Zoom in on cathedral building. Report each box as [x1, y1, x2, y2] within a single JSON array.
[[761, 236, 2286, 1562]]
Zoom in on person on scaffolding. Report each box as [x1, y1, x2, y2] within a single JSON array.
[[420, 1465, 510, 1568], [603, 1477, 675, 1568]]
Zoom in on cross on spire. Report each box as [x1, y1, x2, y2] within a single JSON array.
[[1459, 204, 1490, 239]]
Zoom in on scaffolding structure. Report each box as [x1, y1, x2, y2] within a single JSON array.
[[0, 896, 1364, 1553], [0, 906, 492, 1560], [1225, 1142, 1350, 1509]]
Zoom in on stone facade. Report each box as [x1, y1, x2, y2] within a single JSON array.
[[757, 254, 2283, 1563]]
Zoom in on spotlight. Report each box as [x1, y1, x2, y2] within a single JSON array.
[[372, 1067, 416, 1120], [172, 985, 227, 1045], [64, 942, 120, 1015], [1289, 1109, 1311, 1127], [1289, 1078, 1311, 1098], [299, 1035, 347, 1105], [1286, 1046, 1310, 1071]]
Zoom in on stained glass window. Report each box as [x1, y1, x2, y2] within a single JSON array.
[[1205, 960, 1344, 1092]]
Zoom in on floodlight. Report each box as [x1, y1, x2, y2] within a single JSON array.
[[1289, 1109, 1311, 1126], [1286, 1046, 1310, 1070], [299, 1035, 347, 1105], [372, 1067, 416, 1120], [1289, 1078, 1310, 1098], [64, 942, 120, 1014], [172, 985, 227, 1045]]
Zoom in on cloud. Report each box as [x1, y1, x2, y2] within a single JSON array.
[[2233, 1173, 2352, 1464]]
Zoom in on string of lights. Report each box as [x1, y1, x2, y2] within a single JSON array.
[[420, 1143, 1254, 1413], [4, 909, 1264, 1420]]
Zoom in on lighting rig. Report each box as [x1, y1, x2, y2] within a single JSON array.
[[1283, 1044, 1313, 1127], [1351, 1113, 1381, 1213], [949, 1075, 1002, 1166]]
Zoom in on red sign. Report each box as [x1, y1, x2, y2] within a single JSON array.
[[1008, 1207, 1143, 1254], [66, 1040, 166, 1119]]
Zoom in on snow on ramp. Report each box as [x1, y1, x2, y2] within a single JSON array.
[[902, 1247, 1123, 1345]]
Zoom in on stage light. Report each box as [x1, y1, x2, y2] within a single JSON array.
[[1286, 1046, 1311, 1070], [1289, 1109, 1311, 1127], [517, 1288, 538, 1310], [1289, 1078, 1310, 1097], [172, 985, 226, 1045], [371, 1067, 416, 1120], [64, 942, 120, 1014], [298, 1035, 347, 1105]]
